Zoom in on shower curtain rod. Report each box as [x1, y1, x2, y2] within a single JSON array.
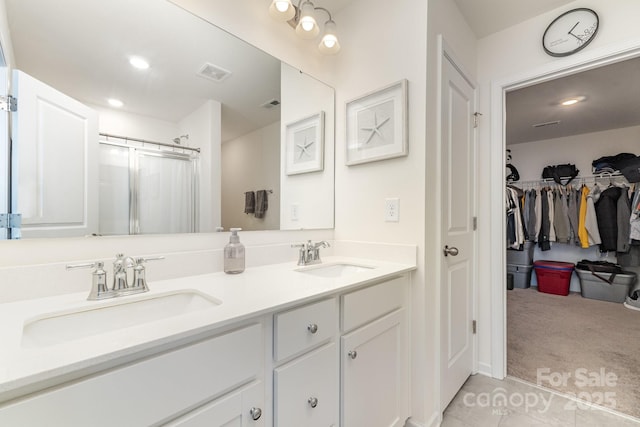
[[99, 132, 201, 153]]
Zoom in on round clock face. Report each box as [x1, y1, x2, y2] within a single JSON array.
[[543, 8, 599, 57]]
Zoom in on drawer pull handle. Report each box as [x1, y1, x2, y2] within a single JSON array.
[[307, 323, 318, 334], [249, 407, 262, 421], [308, 397, 319, 408], [348, 350, 357, 359]]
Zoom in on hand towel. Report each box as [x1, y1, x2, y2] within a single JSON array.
[[244, 191, 255, 214], [255, 190, 268, 219]]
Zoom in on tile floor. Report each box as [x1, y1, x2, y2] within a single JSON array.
[[442, 374, 640, 426]]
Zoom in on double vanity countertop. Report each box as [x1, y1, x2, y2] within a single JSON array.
[[0, 256, 415, 403]]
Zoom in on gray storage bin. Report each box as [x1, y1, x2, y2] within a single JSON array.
[[507, 241, 535, 265], [507, 264, 533, 289], [576, 269, 637, 303]]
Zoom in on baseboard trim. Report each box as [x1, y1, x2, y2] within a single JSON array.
[[477, 362, 493, 377]]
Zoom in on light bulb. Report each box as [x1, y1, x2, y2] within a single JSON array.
[[318, 20, 340, 54], [269, 0, 294, 21], [295, 1, 319, 39], [129, 56, 150, 70], [108, 98, 124, 108]]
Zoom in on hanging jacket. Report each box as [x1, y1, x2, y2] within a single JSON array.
[[538, 189, 551, 251], [547, 189, 556, 242], [595, 186, 622, 252], [617, 188, 631, 253], [585, 184, 603, 247], [567, 187, 580, 245], [578, 185, 590, 247]]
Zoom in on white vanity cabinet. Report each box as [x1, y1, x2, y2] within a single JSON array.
[[0, 323, 265, 427], [272, 298, 339, 427], [340, 276, 410, 427]]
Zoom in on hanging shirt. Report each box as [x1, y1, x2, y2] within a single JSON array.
[[547, 189, 556, 242], [534, 188, 542, 242], [554, 189, 570, 243], [538, 188, 551, 251], [585, 184, 602, 247], [617, 187, 631, 253], [578, 185, 590, 248], [567, 187, 580, 245], [526, 189, 537, 240], [630, 187, 640, 242]]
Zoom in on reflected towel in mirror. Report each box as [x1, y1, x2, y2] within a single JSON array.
[[255, 190, 268, 218], [244, 191, 255, 214]]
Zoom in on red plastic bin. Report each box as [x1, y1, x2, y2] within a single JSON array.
[[533, 260, 575, 296]]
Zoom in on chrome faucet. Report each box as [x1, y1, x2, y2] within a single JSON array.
[[292, 240, 330, 266], [67, 254, 164, 300]]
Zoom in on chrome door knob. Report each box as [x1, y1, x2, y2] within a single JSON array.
[[443, 245, 459, 257], [348, 350, 357, 359], [308, 397, 318, 408], [307, 323, 318, 334], [249, 407, 262, 421]]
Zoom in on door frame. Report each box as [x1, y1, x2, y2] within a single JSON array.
[[489, 38, 640, 378], [437, 35, 479, 409]]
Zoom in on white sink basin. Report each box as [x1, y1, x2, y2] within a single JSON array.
[[297, 263, 375, 278], [21, 290, 221, 348]]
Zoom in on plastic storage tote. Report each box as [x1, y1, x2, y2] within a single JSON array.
[[576, 269, 637, 303], [506, 241, 535, 265], [507, 264, 532, 289], [533, 260, 575, 296]]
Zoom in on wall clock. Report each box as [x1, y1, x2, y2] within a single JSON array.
[[542, 8, 599, 57]]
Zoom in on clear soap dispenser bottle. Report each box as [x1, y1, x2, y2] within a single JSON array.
[[224, 228, 245, 274]]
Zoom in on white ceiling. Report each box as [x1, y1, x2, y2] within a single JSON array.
[[452, 0, 574, 38], [6, 0, 281, 143], [506, 57, 640, 145]]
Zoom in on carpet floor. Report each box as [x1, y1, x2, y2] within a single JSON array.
[[507, 287, 640, 419]]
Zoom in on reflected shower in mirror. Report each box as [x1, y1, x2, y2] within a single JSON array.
[[3, 0, 334, 238]]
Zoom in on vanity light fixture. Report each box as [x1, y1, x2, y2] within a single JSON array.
[[129, 56, 150, 70], [269, 0, 341, 54], [560, 95, 586, 106], [108, 98, 124, 108]]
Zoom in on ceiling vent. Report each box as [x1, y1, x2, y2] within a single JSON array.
[[532, 120, 561, 128], [261, 99, 281, 109], [197, 63, 232, 83]]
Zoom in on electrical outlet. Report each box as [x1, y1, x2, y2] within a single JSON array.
[[385, 198, 399, 222], [291, 203, 299, 221]]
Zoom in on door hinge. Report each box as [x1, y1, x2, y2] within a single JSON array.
[[472, 320, 477, 334], [0, 213, 22, 239], [473, 112, 482, 128], [0, 95, 17, 112], [473, 216, 477, 231]]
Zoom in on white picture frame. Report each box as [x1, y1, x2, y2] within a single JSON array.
[[285, 111, 325, 175], [345, 79, 408, 166]]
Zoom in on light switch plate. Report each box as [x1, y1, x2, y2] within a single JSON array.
[[291, 203, 299, 221]]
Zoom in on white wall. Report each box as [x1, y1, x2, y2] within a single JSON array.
[[222, 122, 280, 231], [94, 106, 181, 143], [280, 63, 334, 230], [477, 0, 640, 377], [179, 100, 222, 232]]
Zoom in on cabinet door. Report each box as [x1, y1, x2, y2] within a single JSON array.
[[164, 381, 264, 427], [274, 343, 338, 427], [341, 309, 408, 427]]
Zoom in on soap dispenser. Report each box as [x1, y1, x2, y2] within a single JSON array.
[[224, 228, 245, 274]]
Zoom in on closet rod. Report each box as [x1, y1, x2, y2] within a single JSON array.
[[100, 132, 201, 153], [508, 173, 631, 187]]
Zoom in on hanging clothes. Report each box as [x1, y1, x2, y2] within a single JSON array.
[[534, 188, 542, 242], [538, 188, 551, 251], [554, 189, 570, 243], [617, 188, 631, 253], [595, 186, 622, 252], [585, 184, 602, 247], [631, 186, 640, 243], [567, 186, 580, 245]]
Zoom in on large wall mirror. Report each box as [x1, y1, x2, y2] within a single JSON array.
[[2, 0, 334, 239]]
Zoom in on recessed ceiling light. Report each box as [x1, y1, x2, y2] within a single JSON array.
[[108, 98, 124, 108], [129, 56, 150, 70], [560, 96, 586, 106]]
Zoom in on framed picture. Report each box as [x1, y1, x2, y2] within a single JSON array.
[[346, 79, 408, 166], [285, 111, 325, 175]]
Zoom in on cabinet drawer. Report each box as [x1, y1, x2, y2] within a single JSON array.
[[274, 298, 336, 361], [0, 323, 263, 427], [274, 343, 338, 427], [341, 276, 406, 332]]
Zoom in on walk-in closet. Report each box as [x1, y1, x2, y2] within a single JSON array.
[[504, 56, 640, 419]]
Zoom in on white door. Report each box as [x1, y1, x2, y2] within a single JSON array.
[[12, 70, 98, 238], [440, 53, 477, 409]]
